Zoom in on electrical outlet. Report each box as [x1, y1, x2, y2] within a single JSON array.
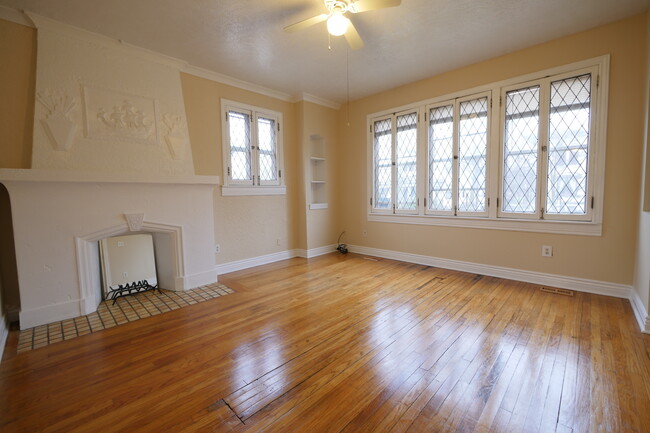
[[122, 272, 128, 278], [117, 241, 125, 247], [362, 230, 367, 238], [541, 245, 553, 257], [215, 244, 221, 253], [276, 238, 281, 246]]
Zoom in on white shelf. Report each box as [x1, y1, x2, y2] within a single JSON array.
[[309, 135, 328, 209], [309, 203, 328, 210]]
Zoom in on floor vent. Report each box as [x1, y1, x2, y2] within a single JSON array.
[[540, 287, 574, 296]]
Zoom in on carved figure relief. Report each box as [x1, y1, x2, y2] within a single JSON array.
[[162, 113, 187, 160], [83, 86, 158, 144], [37, 89, 77, 151], [97, 100, 153, 133]]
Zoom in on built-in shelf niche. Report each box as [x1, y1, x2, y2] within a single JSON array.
[[309, 135, 328, 210]]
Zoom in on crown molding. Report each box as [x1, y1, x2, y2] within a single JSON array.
[[183, 64, 295, 102], [299, 93, 341, 110], [0, 5, 33, 27]]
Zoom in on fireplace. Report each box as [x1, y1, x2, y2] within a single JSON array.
[[0, 169, 220, 329]]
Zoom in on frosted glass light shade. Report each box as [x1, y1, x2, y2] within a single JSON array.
[[327, 12, 349, 36]]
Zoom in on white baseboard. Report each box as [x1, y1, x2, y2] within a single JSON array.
[[348, 245, 633, 299], [630, 290, 650, 333], [0, 313, 8, 363], [216, 245, 338, 275], [294, 244, 337, 259], [181, 269, 219, 290], [19, 299, 83, 330], [216, 250, 296, 275]]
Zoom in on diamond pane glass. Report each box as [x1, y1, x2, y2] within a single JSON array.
[[228, 111, 251, 181], [257, 117, 277, 181], [428, 105, 454, 211], [458, 97, 488, 212], [503, 86, 540, 213], [374, 118, 392, 209], [396, 113, 418, 210], [547, 74, 591, 215]]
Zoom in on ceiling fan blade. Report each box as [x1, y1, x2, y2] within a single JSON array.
[[283, 13, 329, 33], [344, 21, 364, 50], [348, 0, 401, 13]]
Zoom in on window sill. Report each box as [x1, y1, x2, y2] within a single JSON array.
[[367, 213, 601, 236], [221, 186, 286, 196]]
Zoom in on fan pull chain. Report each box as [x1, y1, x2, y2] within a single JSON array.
[[346, 46, 350, 126], [328, 32, 332, 50]]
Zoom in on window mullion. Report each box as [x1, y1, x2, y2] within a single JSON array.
[[391, 115, 397, 214], [417, 108, 426, 215], [488, 91, 500, 218], [538, 80, 551, 219], [251, 113, 260, 186], [452, 100, 460, 216]]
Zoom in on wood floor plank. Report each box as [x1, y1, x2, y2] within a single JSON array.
[[1, 253, 649, 432]]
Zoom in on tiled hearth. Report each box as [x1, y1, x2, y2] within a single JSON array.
[[17, 283, 234, 353]]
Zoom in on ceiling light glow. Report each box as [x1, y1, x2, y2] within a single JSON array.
[[327, 11, 349, 36]]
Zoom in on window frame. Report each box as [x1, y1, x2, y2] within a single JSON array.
[[498, 80, 545, 220], [425, 99, 456, 217], [543, 68, 599, 222], [366, 56, 609, 236], [370, 109, 422, 216], [221, 99, 285, 196], [498, 66, 598, 222]]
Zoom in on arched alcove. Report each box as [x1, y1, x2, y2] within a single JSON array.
[[0, 183, 20, 322]]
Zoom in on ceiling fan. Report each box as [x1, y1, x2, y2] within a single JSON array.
[[284, 0, 402, 50]]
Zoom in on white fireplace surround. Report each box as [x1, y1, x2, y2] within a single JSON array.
[[0, 169, 220, 329]]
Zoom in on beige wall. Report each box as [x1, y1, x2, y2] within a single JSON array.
[[339, 14, 647, 285], [0, 18, 35, 169], [634, 12, 650, 313], [180, 73, 300, 263], [295, 102, 308, 250], [301, 101, 343, 249]]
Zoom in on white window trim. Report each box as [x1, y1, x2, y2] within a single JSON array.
[[221, 99, 286, 196], [424, 91, 492, 217], [366, 55, 609, 236], [371, 109, 422, 215]]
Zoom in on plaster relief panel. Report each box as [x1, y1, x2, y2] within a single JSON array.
[[162, 113, 187, 160], [30, 15, 195, 176], [83, 86, 158, 145], [37, 89, 77, 151]]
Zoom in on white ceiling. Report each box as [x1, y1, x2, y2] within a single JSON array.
[[1, 0, 648, 103]]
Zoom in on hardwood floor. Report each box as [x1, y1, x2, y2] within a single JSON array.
[[1, 253, 649, 432]]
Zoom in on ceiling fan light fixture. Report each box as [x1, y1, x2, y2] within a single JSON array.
[[327, 11, 349, 36]]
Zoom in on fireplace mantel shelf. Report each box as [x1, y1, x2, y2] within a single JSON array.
[[0, 169, 220, 186]]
